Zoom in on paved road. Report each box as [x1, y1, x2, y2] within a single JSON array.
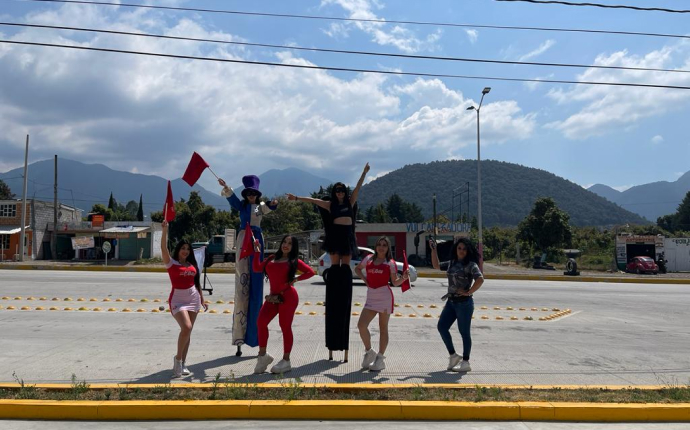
[[0, 270, 688, 385], [0, 421, 687, 430]]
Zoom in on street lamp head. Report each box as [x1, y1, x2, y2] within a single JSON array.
[[482, 87, 491, 95], [466, 106, 476, 111]]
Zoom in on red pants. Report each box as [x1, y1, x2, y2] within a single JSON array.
[[257, 286, 298, 354]]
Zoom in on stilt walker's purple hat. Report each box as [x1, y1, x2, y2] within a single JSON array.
[[241, 175, 262, 199]]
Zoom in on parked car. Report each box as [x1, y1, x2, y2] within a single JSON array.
[[317, 246, 418, 283], [626, 256, 659, 274]]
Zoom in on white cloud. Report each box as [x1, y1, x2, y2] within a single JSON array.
[[518, 39, 556, 62], [651, 135, 664, 144], [465, 30, 478, 44], [546, 43, 690, 139], [0, 3, 535, 187], [320, 0, 442, 53]]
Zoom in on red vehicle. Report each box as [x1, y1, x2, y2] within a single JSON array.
[[626, 256, 659, 275]]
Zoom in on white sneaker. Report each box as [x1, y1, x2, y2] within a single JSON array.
[[361, 349, 377, 369], [172, 357, 183, 378], [271, 359, 292, 374], [447, 353, 461, 370], [452, 360, 472, 373], [254, 354, 274, 374], [369, 354, 386, 371], [181, 361, 191, 376]]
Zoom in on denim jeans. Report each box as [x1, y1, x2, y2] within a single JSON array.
[[437, 297, 474, 360]]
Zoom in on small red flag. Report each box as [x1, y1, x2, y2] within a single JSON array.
[[182, 152, 210, 186], [401, 250, 411, 292], [239, 224, 256, 260], [164, 180, 176, 222]]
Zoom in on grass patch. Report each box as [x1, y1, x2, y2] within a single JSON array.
[[1, 385, 690, 403]]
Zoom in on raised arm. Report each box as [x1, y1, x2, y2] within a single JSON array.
[[294, 259, 316, 283], [349, 163, 370, 206], [429, 239, 440, 271], [287, 193, 331, 211], [219, 178, 242, 211], [161, 221, 171, 265]]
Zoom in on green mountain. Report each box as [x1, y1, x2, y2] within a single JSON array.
[[358, 160, 648, 227]]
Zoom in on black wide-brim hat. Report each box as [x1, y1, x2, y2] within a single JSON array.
[[241, 175, 262, 199]]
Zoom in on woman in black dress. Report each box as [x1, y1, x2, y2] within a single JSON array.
[[287, 163, 369, 361]]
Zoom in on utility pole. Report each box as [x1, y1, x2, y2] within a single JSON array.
[[432, 194, 437, 243], [19, 135, 29, 261], [52, 155, 58, 260]]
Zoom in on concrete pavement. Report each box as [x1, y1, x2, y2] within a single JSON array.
[[0, 270, 689, 385]]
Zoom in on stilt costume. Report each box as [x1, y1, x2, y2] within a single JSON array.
[[222, 175, 277, 347]]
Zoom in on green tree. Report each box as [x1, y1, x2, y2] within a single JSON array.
[[124, 200, 139, 220], [136, 195, 144, 222], [386, 194, 406, 222], [405, 202, 425, 223], [517, 197, 573, 253], [368, 203, 391, 223], [0, 180, 14, 199], [107, 192, 116, 211]]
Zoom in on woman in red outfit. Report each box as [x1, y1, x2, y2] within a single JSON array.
[[161, 220, 208, 378], [252, 235, 315, 374]]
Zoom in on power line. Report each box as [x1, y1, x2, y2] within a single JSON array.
[[495, 0, 690, 13], [17, 0, 690, 41], [3, 22, 688, 75], [3, 39, 690, 91]]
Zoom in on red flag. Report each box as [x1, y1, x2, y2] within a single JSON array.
[[164, 180, 176, 222], [401, 250, 411, 292], [182, 152, 210, 186], [239, 223, 256, 260]]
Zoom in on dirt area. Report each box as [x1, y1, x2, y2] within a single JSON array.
[[3, 384, 690, 403]]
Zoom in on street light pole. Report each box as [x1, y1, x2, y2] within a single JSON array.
[[467, 87, 491, 271]]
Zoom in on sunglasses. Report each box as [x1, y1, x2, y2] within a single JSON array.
[[245, 191, 258, 196], [335, 189, 346, 194]]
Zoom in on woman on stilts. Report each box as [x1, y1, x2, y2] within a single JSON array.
[[161, 220, 208, 378], [430, 237, 484, 373], [287, 162, 370, 362], [355, 236, 409, 371], [219, 176, 278, 356], [252, 235, 315, 374]]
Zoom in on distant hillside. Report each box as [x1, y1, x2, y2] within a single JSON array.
[[588, 172, 690, 221], [358, 160, 648, 227], [234, 167, 333, 198], [0, 158, 228, 214], [587, 184, 621, 203]]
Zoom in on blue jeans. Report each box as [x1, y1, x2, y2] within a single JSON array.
[[437, 298, 474, 361]]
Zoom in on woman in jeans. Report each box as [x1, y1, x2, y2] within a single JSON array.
[[430, 237, 484, 372]]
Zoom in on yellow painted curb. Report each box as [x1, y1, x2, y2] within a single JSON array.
[[249, 400, 402, 420], [400, 401, 519, 420], [0, 400, 688, 421]]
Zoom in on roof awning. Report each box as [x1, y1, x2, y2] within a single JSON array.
[[0, 225, 30, 235], [99, 226, 150, 234]]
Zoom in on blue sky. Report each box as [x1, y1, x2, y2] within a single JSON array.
[[1, 0, 689, 193]]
